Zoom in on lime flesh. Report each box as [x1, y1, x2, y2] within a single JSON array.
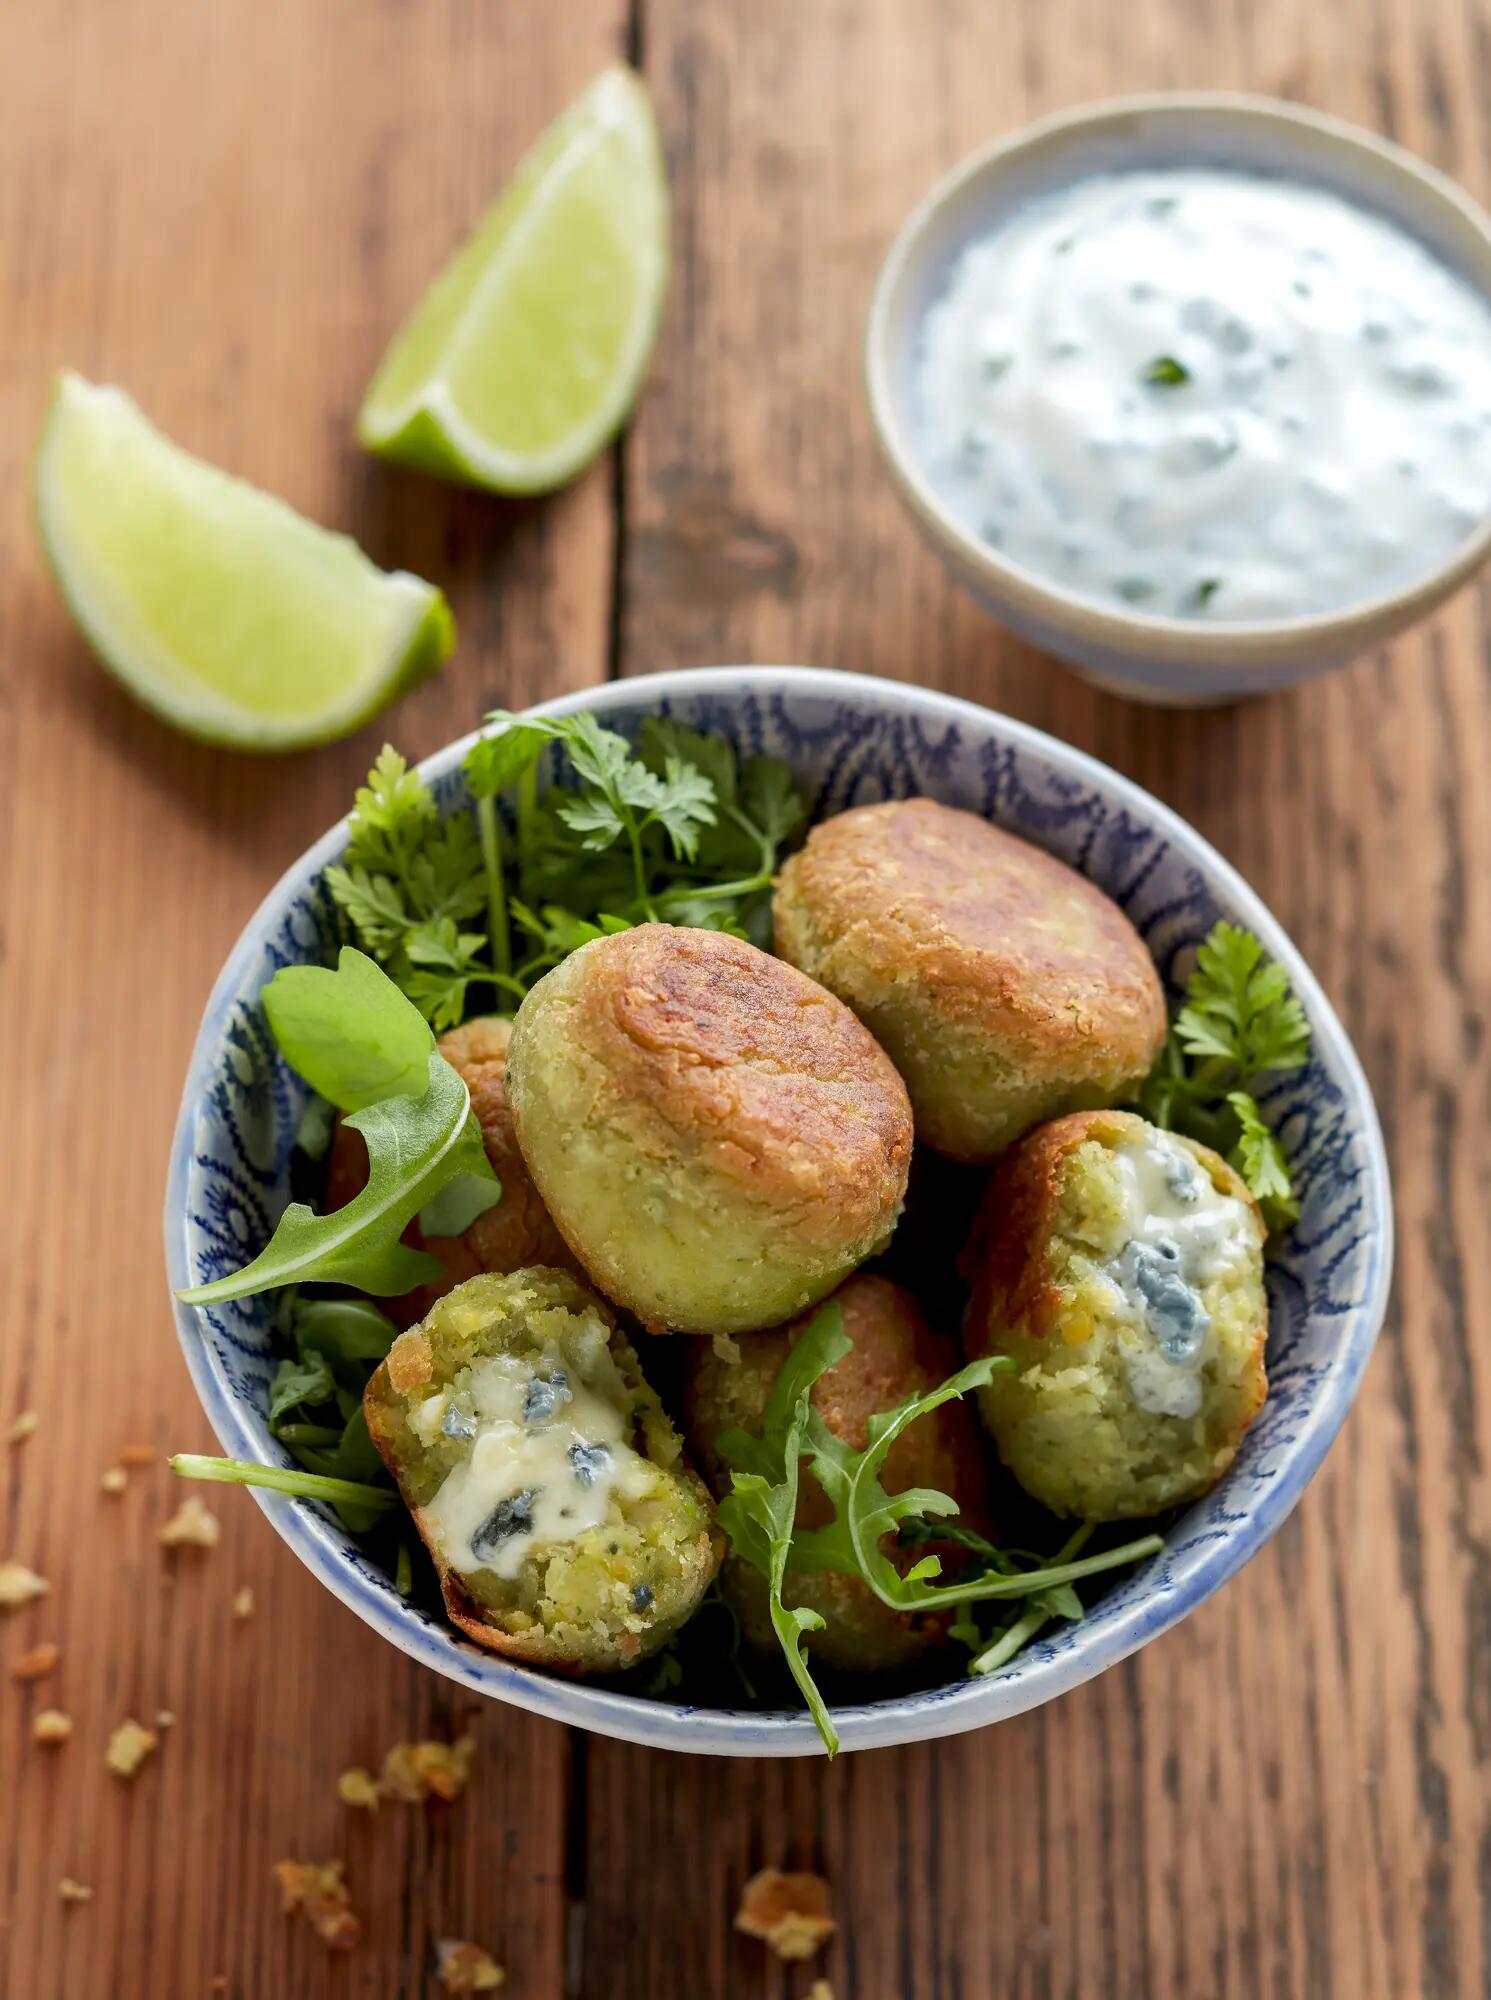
[[34, 374, 455, 751], [358, 66, 668, 495]]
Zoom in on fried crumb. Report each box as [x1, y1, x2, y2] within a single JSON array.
[[11, 1641, 60, 1682], [808, 1983, 835, 2000], [337, 1767, 381, 1812], [0, 1562, 49, 1612], [735, 1868, 836, 1962], [105, 1718, 158, 1779], [118, 1445, 157, 1468], [232, 1586, 254, 1621], [155, 1709, 176, 1730], [159, 1496, 221, 1551], [386, 1330, 435, 1396], [273, 1859, 361, 1949], [58, 1879, 92, 1905], [34, 1709, 73, 1745], [100, 1467, 128, 1496], [378, 1735, 476, 1804], [710, 1332, 743, 1366], [436, 1938, 506, 1992], [5, 1411, 39, 1448]]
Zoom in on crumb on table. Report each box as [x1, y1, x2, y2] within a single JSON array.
[[158, 1497, 220, 1551], [34, 1709, 73, 1746], [58, 1879, 92, 1905], [105, 1718, 158, 1779], [377, 1735, 477, 1804], [118, 1445, 157, 1468], [273, 1859, 361, 1949], [436, 1939, 505, 1992], [10, 1641, 61, 1682], [337, 1767, 381, 1811], [734, 1867, 836, 1962], [5, 1411, 39, 1447], [0, 1562, 49, 1612], [100, 1467, 128, 1496], [232, 1585, 254, 1621]]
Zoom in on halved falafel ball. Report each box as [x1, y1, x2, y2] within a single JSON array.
[[963, 1110, 1268, 1521], [684, 1275, 994, 1674], [325, 1015, 577, 1327], [365, 1269, 721, 1673], [505, 925, 914, 1335], [773, 799, 1166, 1163]]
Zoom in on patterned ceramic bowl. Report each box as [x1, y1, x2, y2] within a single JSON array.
[[165, 667, 1392, 1755]]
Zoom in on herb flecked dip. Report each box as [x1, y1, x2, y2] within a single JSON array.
[[915, 167, 1491, 620]]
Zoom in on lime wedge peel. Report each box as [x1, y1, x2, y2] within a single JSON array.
[[358, 66, 668, 496], [34, 374, 455, 751]]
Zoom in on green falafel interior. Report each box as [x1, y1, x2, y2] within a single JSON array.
[[365, 1270, 720, 1672]]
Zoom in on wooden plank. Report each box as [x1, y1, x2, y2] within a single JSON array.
[[588, 3, 1491, 1997], [0, 2, 622, 1995]]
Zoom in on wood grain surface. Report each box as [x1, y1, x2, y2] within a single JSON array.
[[1, 1, 1486, 1995]]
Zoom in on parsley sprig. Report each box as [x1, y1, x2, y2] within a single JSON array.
[[1134, 921, 1311, 1229], [327, 716, 806, 1029], [716, 1305, 1164, 1755]]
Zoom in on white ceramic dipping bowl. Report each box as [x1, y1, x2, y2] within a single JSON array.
[[866, 93, 1491, 705]]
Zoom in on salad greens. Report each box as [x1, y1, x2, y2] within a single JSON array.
[[262, 948, 434, 1110], [176, 1045, 492, 1304], [1135, 920, 1311, 1228], [327, 714, 806, 1027], [716, 1303, 1165, 1755]]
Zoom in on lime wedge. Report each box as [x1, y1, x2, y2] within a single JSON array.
[[358, 66, 668, 495], [34, 374, 455, 751]]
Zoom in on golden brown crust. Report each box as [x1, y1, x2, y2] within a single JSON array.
[[773, 800, 1166, 1159], [323, 1015, 576, 1327], [519, 925, 912, 1255]]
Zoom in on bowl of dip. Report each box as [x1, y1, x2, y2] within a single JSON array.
[[866, 94, 1491, 704]]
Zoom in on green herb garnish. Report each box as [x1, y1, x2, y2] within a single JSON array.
[[1142, 355, 1191, 386], [177, 952, 497, 1306], [328, 718, 805, 1026], [715, 1307, 1164, 1755], [1134, 921, 1311, 1228], [169, 1454, 399, 1515]]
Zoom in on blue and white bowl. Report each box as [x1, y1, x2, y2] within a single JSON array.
[[165, 666, 1392, 1755]]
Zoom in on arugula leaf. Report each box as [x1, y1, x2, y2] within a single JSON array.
[[1132, 921, 1311, 1223], [262, 948, 434, 1111], [176, 1050, 492, 1304], [289, 1297, 398, 1372], [169, 1453, 398, 1515], [716, 1302, 852, 1754], [713, 1315, 1164, 1751], [419, 1171, 503, 1238], [267, 1351, 336, 1433]]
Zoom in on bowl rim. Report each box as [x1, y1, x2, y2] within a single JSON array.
[[865, 89, 1491, 669], [165, 664, 1394, 1755]]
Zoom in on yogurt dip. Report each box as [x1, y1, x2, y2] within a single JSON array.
[[915, 167, 1491, 621]]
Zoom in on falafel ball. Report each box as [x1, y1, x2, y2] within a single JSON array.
[[772, 798, 1167, 1163], [365, 1268, 721, 1673], [505, 924, 914, 1335], [963, 1110, 1268, 1520], [684, 1275, 994, 1674], [324, 1015, 577, 1327]]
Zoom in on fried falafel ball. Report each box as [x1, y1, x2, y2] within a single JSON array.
[[365, 1269, 721, 1673], [772, 799, 1167, 1163], [505, 924, 914, 1335], [963, 1110, 1268, 1521], [684, 1275, 994, 1674], [325, 1015, 577, 1327]]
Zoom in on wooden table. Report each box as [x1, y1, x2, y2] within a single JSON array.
[[3, 2, 1487, 1994]]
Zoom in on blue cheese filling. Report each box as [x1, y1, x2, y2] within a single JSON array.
[[414, 1340, 657, 1583], [1103, 1134, 1252, 1418]]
